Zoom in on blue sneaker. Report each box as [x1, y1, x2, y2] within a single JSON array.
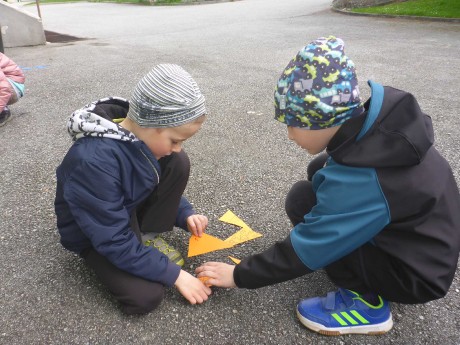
[[297, 288, 393, 336]]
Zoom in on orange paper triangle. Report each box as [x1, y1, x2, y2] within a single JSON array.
[[187, 233, 232, 257]]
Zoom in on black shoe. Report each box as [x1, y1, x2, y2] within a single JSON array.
[[0, 106, 12, 127]]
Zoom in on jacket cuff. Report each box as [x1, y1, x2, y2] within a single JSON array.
[[161, 261, 182, 287]]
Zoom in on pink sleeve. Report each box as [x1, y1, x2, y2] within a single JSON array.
[[0, 53, 25, 84], [0, 68, 12, 111]]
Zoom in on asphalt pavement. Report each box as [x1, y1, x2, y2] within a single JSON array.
[[1, 0, 460, 344]]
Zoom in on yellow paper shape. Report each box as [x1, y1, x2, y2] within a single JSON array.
[[187, 233, 232, 257], [224, 226, 262, 246], [219, 210, 249, 228], [228, 256, 241, 264]]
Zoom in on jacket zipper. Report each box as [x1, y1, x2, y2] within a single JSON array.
[[139, 149, 160, 183]]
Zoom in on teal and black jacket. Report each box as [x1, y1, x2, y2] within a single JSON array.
[[234, 82, 460, 298]]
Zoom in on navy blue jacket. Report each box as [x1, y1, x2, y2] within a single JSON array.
[[55, 98, 194, 286]]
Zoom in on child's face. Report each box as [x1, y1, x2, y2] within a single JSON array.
[[287, 125, 340, 155], [142, 116, 205, 159]]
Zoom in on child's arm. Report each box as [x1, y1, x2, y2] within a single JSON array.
[[196, 236, 311, 289], [175, 269, 212, 304], [195, 262, 237, 288]]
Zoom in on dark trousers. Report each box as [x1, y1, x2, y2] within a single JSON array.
[[285, 153, 429, 304], [81, 150, 190, 314]]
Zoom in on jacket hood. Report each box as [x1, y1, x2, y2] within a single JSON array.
[[67, 97, 138, 142], [328, 81, 434, 168]]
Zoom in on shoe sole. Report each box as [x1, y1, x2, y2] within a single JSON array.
[[296, 309, 393, 336], [0, 114, 12, 127]]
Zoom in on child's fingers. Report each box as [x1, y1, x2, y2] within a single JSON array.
[[195, 262, 223, 276], [196, 261, 220, 270], [195, 216, 207, 236], [198, 216, 208, 230], [189, 223, 198, 237], [187, 215, 209, 237], [195, 262, 236, 288], [187, 218, 200, 237], [195, 263, 212, 274], [193, 281, 211, 304], [194, 220, 203, 237]]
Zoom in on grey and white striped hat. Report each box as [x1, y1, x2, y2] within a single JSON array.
[[127, 64, 206, 128]]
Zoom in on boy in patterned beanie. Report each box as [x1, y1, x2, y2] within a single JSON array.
[[55, 64, 211, 314], [197, 36, 460, 336]]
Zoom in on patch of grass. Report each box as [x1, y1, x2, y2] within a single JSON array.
[[155, 0, 181, 3], [352, 0, 460, 18]]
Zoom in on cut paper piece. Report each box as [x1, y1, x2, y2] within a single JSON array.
[[219, 210, 249, 228], [188, 233, 232, 257], [228, 256, 241, 264], [224, 226, 262, 247], [198, 276, 212, 287]]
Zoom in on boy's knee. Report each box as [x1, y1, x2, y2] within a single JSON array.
[[121, 285, 165, 315], [307, 153, 328, 180], [161, 150, 190, 179], [285, 181, 316, 226], [173, 150, 190, 173]]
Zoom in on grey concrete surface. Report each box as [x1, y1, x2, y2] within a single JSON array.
[[0, 1, 45, 48], [1, 0, 460, 344]]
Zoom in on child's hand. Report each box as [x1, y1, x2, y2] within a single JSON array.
[[195, 262, 237, 288], [174, 270, 212, 304], [187, 214, 208, 237]]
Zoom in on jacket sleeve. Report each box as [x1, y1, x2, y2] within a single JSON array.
[[290, 160, 391, 270], [175, 196, 195, 231], [233, 235, 312, 289], [0, 69, 11, 111], [63, 159, 180, 286], [0, 53, 25, 84]]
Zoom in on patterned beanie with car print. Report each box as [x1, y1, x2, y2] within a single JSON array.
[[274, 36, 364, 130]]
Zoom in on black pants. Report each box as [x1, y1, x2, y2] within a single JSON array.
[[81, 150, 190, 314], [285, 153, 432, 304]]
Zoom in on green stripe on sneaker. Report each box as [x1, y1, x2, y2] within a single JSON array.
[[340, 311, 359, 325], [350, 310, 370, 324], [331, 313, 348, 326]]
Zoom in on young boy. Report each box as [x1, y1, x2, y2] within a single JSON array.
[[0, 52, 25, 126], [196, 36, 460, 335], [55, 64, 212, 314]]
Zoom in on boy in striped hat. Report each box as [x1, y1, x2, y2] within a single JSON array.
[[197, 36, 460, 335], [55, 64, 211, 314]]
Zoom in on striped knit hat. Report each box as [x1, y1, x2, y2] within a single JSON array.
[[127, 64, 206, 128]]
